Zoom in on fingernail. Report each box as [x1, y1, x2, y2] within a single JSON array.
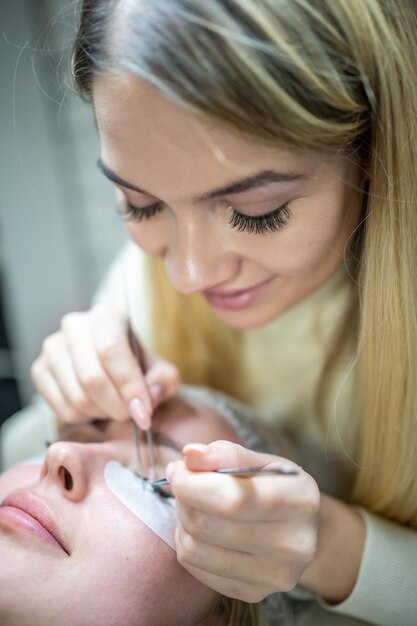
[[279, 464, 301, 474], [149, 383, 162, 406], [129, 398, 150, 430], [165, 462, 176, 483], [183, 443, 210, 455]]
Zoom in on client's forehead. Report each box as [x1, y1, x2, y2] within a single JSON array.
[[154, 396, 211, 423], [153, 396, 241, 445]]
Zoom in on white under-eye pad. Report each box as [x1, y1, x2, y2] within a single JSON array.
[[104, 460, 177, 551]]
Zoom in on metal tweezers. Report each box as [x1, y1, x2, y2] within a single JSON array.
[[150, 464, 299, 489], [132, 416, 158, 482], [128, 323, 157, 479]]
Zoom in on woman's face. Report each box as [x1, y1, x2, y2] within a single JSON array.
[[0, 398, 239, 626], [94, 76, 365, 330]]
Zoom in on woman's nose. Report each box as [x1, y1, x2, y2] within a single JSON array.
[[42, 441, 90, 502], [164, 217, 238, 294]]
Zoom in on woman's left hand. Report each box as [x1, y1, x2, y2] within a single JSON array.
[[168, 440, 320, 602]]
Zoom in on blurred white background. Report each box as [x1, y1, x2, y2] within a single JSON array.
[[0, 0, 125, 421]]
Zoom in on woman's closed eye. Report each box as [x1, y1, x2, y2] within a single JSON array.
[[118, 200, 165, 223], [227, 202, 292, 234], [118, 198, 292, 235]]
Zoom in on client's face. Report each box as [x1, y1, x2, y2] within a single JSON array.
[[0, 397, 239, 626]]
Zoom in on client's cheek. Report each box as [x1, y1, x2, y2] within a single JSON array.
[[0, 464, 42, 501], [90, 462, 218, 626], [104, 461, 177, 550]]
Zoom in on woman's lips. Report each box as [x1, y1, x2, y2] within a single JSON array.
[[203, 277, 275, 311], [0, 492, 69, 554]]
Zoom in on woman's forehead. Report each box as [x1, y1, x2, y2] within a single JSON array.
[[94, 75, 320, 179]]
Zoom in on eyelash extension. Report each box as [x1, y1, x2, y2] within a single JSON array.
[[118, 201, 165, 223], [143, 477, 174, 499], [228, 204, 292, 235], [118, 199, 292, 235]]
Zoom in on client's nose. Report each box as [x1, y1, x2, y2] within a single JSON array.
[[43, 441, 89, 502]]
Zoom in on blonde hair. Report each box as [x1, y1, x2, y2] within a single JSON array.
[[220, 597, 264, 626], [73, 0, 417, 525]]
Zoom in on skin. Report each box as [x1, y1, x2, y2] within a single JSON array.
[[95, 77, 364, 330], [0, 398, 240, 626], [176, 446, 365, 604], [31, 75, 364, 424], [30, 75, 367, 604]]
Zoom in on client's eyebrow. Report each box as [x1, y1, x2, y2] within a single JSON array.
[[153, 432, 185, 454], [97, 158, 306, 203]]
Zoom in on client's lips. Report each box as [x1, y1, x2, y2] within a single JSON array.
[[1, 492, 69, 554]]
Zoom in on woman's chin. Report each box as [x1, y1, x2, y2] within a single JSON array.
[[209, 300, 284, 330]]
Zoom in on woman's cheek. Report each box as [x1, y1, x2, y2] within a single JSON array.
[[125, 220, 168, 257], [0, 464, 42, 500]]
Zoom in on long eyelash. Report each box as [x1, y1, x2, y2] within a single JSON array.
[[132, 472, 174, 499], [228, 204, 292, 235], [90, 418, 111, 432], [117, 199, 291, 234], [118, 201, 165, 223]]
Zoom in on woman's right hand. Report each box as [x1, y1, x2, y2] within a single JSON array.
[[30, 303, 181, 428]]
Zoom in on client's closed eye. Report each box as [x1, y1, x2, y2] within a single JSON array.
[[141, 434, 184, 475], [58, 419, 112, 444]]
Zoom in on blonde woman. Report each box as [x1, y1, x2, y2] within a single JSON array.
[[6, 1, 417, 624]]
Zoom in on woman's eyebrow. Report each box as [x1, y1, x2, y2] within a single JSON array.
[[97, 159, 147, 193], [97, 158, 306, 202], [197, 170, 307, 201]]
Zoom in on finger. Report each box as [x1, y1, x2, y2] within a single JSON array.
[[176, 525, 279, 597], [175, 502, 281, 555], [176, 559, 268, 603], [31, 359, 90, 423], [91, 306, 153, 421], [144, 354, 182, 407], [62, 313, 132, 421], [42, 334, 105, 418], [176, 500, 317, 564], [171, 460, 308, 521], [183, 439, 290, 472]]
